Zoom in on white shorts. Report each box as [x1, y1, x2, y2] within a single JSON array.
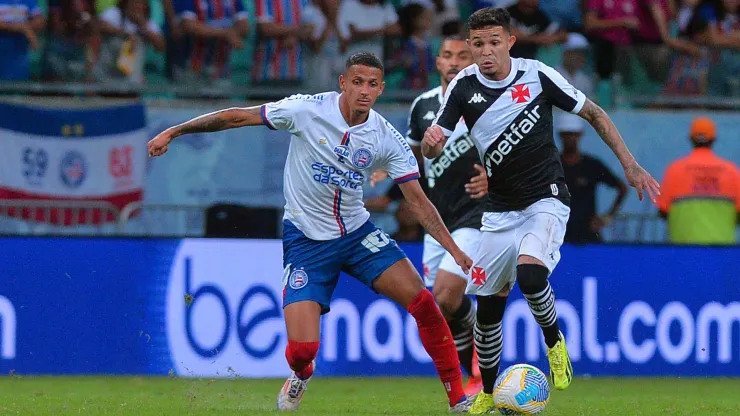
[[467, 198, 570, 296], [423, 227, 482, 286]]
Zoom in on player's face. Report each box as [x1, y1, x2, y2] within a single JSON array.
[[436, 40, 473, 85], [339, 65, 385, 112], [467, 26, 515, 78]]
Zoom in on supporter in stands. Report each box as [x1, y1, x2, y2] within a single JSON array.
[[96, 0, 165, 84], [632, 0, 698, 82], [584, 0, 640, 85], [506, 0, 568, 59], [0, 0, 45, 80], [43, 0, 96, 82], [337, 0, 401, 63], [664, 10, 712, 95], [400, 0, 462, 36], [387, 3, 435, 90], [539, 0, 584, 31], [556, 33, 594, 98], [558, 113, 627, 244], [253, 0, 314, 86], [172, 0, 249, 84], [302, 0, 343, 92], [657, 117, 740, 245], [695, 0, 740, 95]]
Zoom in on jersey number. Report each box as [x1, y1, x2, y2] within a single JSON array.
[[22, 147, 49, 180], [361, 230, 391, 253]]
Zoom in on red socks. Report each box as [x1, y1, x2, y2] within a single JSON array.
[[407, 289, 465, 406], [285, 340, 319, 380]]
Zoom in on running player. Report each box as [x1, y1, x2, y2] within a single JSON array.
[[422, 8, 660, 414], [371, 34, 486, 396], [148, 52, 475, 413]]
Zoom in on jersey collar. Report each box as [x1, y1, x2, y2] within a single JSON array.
[[474, 58, 518, 89]]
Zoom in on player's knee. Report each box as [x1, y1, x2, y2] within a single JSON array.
[[285, 340, 320, 372], [476, 294, 508, 325], [432, 284, 461, 318], [516, 263, 549, 294]]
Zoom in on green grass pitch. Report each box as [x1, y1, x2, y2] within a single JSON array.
[[1, 376, 739, 415]]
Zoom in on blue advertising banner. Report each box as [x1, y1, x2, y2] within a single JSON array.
[[0, 238, 738, 377]]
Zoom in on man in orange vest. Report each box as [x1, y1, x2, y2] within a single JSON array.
[[656, 117, 740, 244]]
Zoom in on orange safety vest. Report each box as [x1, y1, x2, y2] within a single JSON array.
[[656, 148, 740, 244]]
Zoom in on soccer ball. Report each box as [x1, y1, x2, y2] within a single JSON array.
[[492, 364, 550, 415]]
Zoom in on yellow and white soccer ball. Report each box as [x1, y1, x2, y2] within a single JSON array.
[[493, 364, 550, 415]]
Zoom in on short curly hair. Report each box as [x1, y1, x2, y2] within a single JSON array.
[[468, 7, 511, 34]]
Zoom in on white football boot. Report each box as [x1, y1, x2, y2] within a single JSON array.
[[277, 361, 315, 412]]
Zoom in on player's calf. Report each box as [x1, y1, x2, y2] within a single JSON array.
[[474, 292, 508, 395], [516, 260, 559, 348], [286, 340, 319, 380], [432, 271, 476, 377]]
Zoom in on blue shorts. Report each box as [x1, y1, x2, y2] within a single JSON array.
[[282, 220, 407, 314]]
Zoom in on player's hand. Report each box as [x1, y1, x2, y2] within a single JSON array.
[[453, 250, 473, 275], [148, 131, 174, 157], [465, 164, 488, 199], [624, 162, 660, 203], [370, 170, 389, 187], [422, 125, 445, 148]]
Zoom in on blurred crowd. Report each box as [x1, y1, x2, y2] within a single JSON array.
[[2, 0, 740, 98]]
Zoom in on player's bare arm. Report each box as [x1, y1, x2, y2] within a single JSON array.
[[148, 107, 263, 157], [421, 125, 449, 159], [398, 179, 473, 274], [578, 98, 661, 202]]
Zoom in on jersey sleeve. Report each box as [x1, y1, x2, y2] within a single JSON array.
[[405, 96, 424, 146], [261, 95, 312, 134], [433, 76, 464, 137], [380, 120, 420, 184], [537, 62, 587, 114]]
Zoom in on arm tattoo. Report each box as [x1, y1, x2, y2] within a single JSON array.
[[175, 107, 262, 136], [578, 99, 635, 167]]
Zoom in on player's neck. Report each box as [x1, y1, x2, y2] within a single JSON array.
[[441, 80, 449, 96], [339, 95, 370, 127]]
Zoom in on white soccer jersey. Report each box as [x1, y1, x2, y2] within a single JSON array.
[[262, 91, 420, 240]]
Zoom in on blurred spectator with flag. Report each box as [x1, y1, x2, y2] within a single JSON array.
[[253, 0, 314, 86], [387, 3, 435, 90], [400, 0, 461, 36], [657, 117, 740, 245], [172, 0, 249, 84], [96, 0, 165, 84], [42, 0, 96, 82], [301, 0, 343, 92], [0, 0, 45, 80], [506, 0, 568, 59], [338, 0, 400, 63]]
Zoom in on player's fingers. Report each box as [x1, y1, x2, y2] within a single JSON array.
[[471, 190, 487, 199], [473, 164, 486, 174], [636, 186, 644, 201]]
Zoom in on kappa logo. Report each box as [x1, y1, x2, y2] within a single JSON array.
[[468, 93, 487, 104], [423, 111, 436, 121]]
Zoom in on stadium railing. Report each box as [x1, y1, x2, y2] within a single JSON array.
[[0, 199, 668, 242], [0, 200, 120, 236], [117, 202, 206, 237]]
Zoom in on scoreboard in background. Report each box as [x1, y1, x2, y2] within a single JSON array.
[[0, 237, 738, 377]]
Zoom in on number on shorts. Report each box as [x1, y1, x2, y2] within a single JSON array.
[[361, 230, 390, 253]]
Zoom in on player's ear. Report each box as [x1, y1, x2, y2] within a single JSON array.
[[339, 74, 345, 92], [379, 81, 385, 96], [435, 55, 443, 73], [508, 34, 517, 50]]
